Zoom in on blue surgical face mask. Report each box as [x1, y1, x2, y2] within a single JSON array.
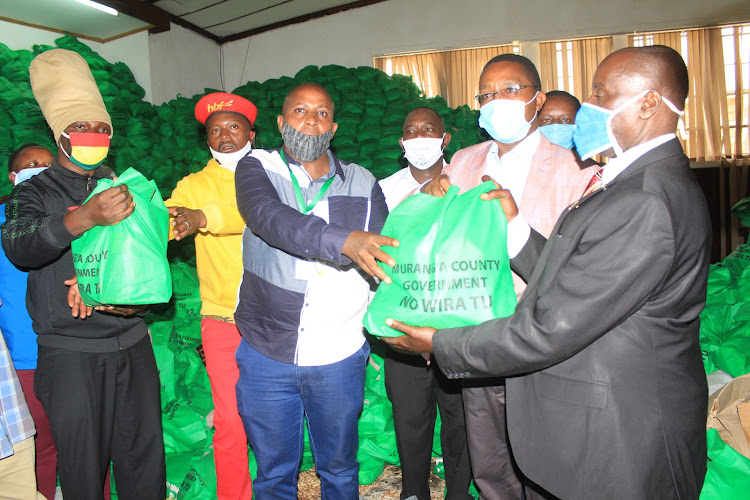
[[539, 123, 576, 149], [13, 167, 47, 185], [478, 91, 539, 144], [573, 90, 685, 160]]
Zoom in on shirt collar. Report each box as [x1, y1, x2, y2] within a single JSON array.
[[601, 133, 675, 186], [488, 129, 541, 166], [51, 157, 107, 180], [283, 149, 344, 183], [406, 158, 447, 184]]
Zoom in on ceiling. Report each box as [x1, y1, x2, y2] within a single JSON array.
[[0, 0, 389, 44]]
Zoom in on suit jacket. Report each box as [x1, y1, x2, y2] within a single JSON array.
[[445, 135, 596, 296], [434, 139, 710, 499]]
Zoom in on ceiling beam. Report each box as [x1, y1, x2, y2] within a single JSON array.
[[171, 16, 222, 43], [219, 0, 390, 44], [92, 0, 171, 33], [93, 0, 221, 42], [84, 0, 388, 45]]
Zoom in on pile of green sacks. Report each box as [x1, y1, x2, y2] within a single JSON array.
[[696, 197, 750, 499], [0, 34, 487, 200], [0, 35, 484, 497]]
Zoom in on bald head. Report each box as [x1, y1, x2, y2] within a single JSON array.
[[282, 83, 335, 116], [587, 45, 688, 154], [403, 107, 445, 136], [600, 46, 688, 109]]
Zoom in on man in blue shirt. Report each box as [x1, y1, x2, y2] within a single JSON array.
[[0, 143, 58, 499]]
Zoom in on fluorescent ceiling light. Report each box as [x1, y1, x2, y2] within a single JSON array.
[[73, 0, 119, 16]]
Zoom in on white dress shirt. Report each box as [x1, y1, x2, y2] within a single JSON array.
[[482, 130, 541, 203], [379, 166, 424, 211]]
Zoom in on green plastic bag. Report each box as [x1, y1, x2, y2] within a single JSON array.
[[71, 168, 171, 306], [171, 262, 202, 318], [731, 196, 750, 227], [161, 399, 209, 454], [364, 182, 517, 337], [177, 452, 218, 500], [166, 450, 204, 498], [700, 429, 750, 499]]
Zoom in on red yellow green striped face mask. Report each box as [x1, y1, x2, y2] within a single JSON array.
[[60, 132, 111, 170]]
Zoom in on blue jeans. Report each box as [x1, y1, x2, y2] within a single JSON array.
[[236, 340, 369, 500]]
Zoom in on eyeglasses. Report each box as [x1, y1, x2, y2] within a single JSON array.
[[475, 85, 537, 104]]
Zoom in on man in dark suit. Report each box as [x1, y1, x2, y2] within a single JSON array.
[[382, 45, 710, 500]]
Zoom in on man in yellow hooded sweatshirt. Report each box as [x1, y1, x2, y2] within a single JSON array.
[[166, 92, 257, 500]]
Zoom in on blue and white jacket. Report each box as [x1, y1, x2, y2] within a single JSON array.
[[235, 149, 388, 365]]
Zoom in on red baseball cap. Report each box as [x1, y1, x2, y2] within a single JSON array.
[[195, 92, 258, 126]]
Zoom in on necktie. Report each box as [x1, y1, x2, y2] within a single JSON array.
[[582, 167, 604, 197]]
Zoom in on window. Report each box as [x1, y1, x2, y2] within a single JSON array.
[[374, 44, 519, 109], [629, 24, 748, 161], [722, 25, 749, 158], [538, 37, 613, 103]]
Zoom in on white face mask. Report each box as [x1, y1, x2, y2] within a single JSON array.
[[478, 92, 539, 144], [13, 167, 47, 185], [402, 135, 445, 170], [209, 141, 252, 172]]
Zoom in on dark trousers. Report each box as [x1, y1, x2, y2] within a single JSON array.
[[17, 369, 57, 500], [524, 479, 560, 500], [34, 335, 166, 500], [385, 348, 473, 500], [462, 379, 524, 500]]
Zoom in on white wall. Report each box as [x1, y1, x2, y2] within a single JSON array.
[[148, 23, 221, 105], [0, 19, 154, 102], [2, 0, 749, 103], [96, 32, 152, 102], [0, 19, 66, 50], [0, 19, 221, 105], [221, 0, 750, 86]]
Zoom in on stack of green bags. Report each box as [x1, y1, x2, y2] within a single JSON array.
[[0, 45, 54, 179], [357, 341, 399, 483], [700, 244, 750, 376], [233, 64, 485, 181], [147, 262, 217, 498], [696, 198, 750, 499], [0, 34, 485, 201]]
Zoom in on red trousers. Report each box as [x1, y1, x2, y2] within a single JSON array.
[[202, 318, 253, 500]]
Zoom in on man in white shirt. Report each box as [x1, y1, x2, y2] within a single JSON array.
[[379, 108, 473, 500], [379, 107, 450, 210]]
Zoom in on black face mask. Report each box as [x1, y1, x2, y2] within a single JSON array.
[[281, 122, 333, 162]]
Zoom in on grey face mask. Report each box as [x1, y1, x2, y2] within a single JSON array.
[[281, 122, 333, 162]]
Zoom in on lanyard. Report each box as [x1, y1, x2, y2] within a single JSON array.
[[279, 149, 336, 214]]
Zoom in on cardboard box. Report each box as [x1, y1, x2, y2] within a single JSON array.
[[707, 372, 750, 458]]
